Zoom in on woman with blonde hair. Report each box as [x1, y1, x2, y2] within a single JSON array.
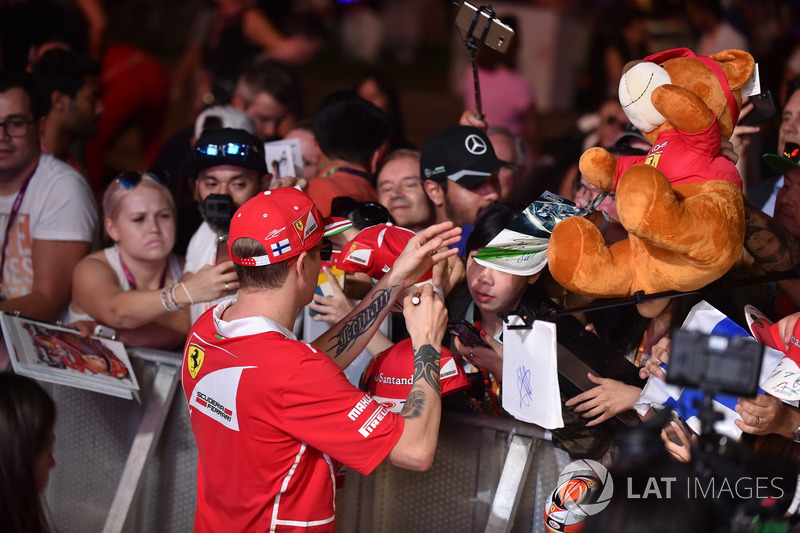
[[68, 171, 237, 349]]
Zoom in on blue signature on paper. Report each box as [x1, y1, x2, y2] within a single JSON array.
[[517, 366, 532, 408]]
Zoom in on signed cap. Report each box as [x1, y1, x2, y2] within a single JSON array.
[[362, 338, 470, 413]]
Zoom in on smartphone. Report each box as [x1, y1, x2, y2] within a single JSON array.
[[664, 410, 694, 447], [215, 235, 230, 265], [448, 319, 489, 348], [739, 91, 776, 126], [454, 1, 515, 54]]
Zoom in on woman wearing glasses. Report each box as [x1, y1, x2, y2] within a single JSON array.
[[66, 171, 238, 349]]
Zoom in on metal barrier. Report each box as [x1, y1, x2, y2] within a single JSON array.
[[42, 348, 568, 533]]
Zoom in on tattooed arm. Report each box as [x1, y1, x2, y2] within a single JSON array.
[[312, 221, 461, 369], [743, 200, 800, 306], [387, 284, 447, 471]]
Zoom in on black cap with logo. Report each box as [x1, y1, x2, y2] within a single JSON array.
[[420, 126, 516, 188], [181, 128, 268, 179]]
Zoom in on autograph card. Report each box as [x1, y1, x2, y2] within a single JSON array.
[[263, 138, 303, 179], [502, 318, 563, 428]]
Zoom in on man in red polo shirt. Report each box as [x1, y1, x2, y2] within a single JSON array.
[[181, 187, 460, 532]]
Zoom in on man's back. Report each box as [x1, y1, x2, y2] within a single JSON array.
[[182, 303, 403, 532], [306, 166, 378, 217]]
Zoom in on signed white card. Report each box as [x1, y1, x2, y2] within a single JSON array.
[[263, 138, 303, 179], [502, 317, 563, 428]]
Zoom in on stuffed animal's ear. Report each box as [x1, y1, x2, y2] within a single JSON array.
[[710, 49, 755, 90]]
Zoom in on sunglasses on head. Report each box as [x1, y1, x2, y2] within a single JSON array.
[[195, 142, 255, 160], [115, 170, 169, 190]]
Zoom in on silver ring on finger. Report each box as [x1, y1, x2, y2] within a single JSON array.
[[224, 282, 229, 291], [755, 416, 760, 427]]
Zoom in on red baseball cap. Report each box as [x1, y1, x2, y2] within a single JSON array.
[[362, 338, 470, 413], [228, 188, 350, 266], [336, 223, 432, 281]]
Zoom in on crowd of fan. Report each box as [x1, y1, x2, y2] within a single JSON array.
[[3, 0, 800, 531]]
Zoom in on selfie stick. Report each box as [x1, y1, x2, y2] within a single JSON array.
[[462, 4, 497, 121]]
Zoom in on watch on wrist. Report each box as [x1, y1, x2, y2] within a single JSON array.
[[793, 426, 800, 443]]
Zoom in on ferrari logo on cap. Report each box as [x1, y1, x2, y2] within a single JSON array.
[[187, 344, 205, 379], [294, 219, 304, 232]]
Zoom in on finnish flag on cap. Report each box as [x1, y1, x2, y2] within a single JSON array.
[[271, 238, 292, 258]]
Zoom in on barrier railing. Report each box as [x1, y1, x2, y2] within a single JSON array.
[[41, 348, 565, 533]]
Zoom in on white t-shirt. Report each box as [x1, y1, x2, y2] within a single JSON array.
[[0, 154, 97, 301], [184, 221, 229, 324]]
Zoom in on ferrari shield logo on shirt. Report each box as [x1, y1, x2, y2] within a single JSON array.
[[187, 343, 205, 379], [189, 366, 255, 431]]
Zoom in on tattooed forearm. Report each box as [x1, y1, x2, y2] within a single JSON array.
[[400, 390, 425, 419], [329, 286, 396, 357], [413, 344, 441, 393], [400, 344, 441, 420]]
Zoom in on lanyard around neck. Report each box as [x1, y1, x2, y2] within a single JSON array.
[[0, 163, 38, 285], [119, 256, 168, 291], [320, 166, 369, 180]]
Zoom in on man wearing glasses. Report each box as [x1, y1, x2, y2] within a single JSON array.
[[181, 127, 270, 324], [0, 70, 97, 325]]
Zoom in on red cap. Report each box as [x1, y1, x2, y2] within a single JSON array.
[[336, 223, 431, 281], [362, 338, 470, 413], [229, 188, 340, 266]]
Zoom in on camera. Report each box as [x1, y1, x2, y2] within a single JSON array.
[[667, 329, 763, 397], [202, 194, 235, 235]]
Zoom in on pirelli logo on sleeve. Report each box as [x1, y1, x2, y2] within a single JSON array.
[[348, 394, 390, 438]]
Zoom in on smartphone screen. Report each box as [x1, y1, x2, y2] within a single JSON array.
[[448, 319, 489, 347]]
